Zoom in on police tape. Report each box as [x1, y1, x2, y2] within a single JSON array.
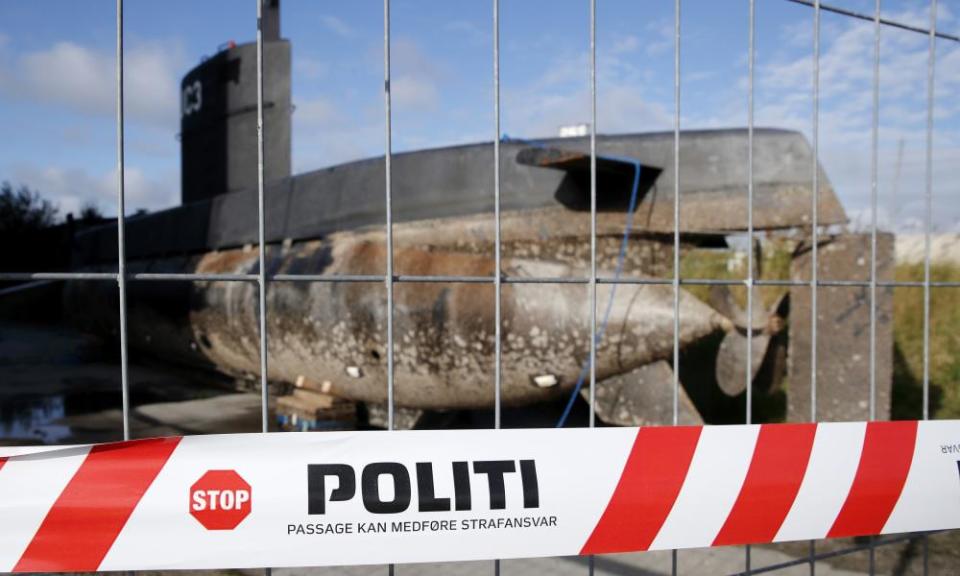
[[1, 420, 958, 571]]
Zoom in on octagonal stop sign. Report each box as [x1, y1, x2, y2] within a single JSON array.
[[190, 470, 252, 530]]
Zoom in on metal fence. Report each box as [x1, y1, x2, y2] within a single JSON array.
[[0, 0, 956, 574]]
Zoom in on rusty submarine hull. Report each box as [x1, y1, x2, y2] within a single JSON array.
[[63, 1, 861, 427], [66, 128, 846, 415]]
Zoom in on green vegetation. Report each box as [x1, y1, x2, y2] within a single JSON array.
[[0, 182, 60, 275], [678, 239, 792, 309], [0, 181, 58, 233], [893, 263, 960, 420]]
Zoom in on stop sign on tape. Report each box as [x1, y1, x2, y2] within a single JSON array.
[[189, 470, 252, 530]]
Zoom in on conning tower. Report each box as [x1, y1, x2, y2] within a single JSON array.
[[179, 0, 291, 204]]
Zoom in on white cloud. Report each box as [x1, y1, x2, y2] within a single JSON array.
[[290, 38, 455, 170], [121, 41, 185, 127], [295, 96, 339, 126], [284, 39, 447, 172], [504, 81, 672, 139], [489, 2, 959, 231], [320, 15, 356, 39], [291, 95, 384, 171], [443, 20, 488, 46], [11, 163, 177, 218], [384, 38, 445, 111], [500, 39, 672, 138], [643, 18, 675, 57], [744, 3, 960, 232], [610, 35, 641, 55], [294, 55, 328, 80], [391, 75, 438, 109], [0, 39, 185, 129]]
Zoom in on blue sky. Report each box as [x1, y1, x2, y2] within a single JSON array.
[[0, 0, 956, 232]]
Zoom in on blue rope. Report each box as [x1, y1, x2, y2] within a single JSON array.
[[555, 155, 643, 428], [499, 134, 643, 427]]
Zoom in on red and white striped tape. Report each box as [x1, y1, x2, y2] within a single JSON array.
[[1, 421, 958, 572]]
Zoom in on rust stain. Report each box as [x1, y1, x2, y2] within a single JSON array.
[[196, 250, 258, 274]]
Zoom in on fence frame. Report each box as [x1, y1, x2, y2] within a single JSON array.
[[0, 0, 954, 574]]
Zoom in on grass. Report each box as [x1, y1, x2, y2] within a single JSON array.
[[893, 262, 960, 419], [677, 238, 792, 310]]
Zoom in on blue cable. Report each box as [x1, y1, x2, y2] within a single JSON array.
[[555, 155, 642, 428], [499, 134, 643, 427]]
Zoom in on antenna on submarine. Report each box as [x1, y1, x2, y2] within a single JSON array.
[[262, 0, 280, 42], [180, 0, 290, 204]]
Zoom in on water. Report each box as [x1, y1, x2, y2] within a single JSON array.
[[0, 395, 77, 443], [0, 386, 193, 444]]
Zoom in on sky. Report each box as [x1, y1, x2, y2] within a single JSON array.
[[0, 0, 956, 232]]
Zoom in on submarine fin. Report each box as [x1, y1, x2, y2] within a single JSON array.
[[516, 146, 662, 212], [516, 146, 659, 178]]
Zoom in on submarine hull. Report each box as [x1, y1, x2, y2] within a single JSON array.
[[66, 232, 730, 409], [66, 129, 842, 412]]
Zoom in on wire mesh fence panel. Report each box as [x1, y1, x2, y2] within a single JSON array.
[[0, 0, 956, 574]]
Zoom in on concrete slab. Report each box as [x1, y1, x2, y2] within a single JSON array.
[[583, 361, 703, 426], [788, 233, 894, 422], [136, 393, 265, 435]]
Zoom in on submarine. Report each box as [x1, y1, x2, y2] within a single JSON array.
[[65, 0, 848, 427]]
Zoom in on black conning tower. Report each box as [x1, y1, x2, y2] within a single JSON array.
[[179, 0, 290, 204]]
